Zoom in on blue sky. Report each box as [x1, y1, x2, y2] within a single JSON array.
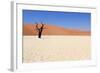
[[23, 10, 91, 31]]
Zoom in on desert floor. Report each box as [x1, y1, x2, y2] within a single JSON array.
[[23, 36, 91, 63]]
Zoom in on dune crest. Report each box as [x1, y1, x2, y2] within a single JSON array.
[[23, 24, 91, 36]]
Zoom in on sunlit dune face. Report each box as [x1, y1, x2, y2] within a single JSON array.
[[23, 24, 91, 36]]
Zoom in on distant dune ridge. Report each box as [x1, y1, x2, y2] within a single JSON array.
[[23, 24, 91, 36]]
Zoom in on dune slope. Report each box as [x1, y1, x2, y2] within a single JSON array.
[[23, 24, 90, 35]]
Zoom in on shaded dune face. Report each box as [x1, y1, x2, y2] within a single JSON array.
[[23, 24, 91, 36]]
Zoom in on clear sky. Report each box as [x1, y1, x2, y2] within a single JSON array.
[[23, 10, 91, 31]]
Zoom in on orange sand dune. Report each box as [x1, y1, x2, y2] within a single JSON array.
[[23, 24, 91, 36]]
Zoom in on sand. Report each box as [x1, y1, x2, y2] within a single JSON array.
[[23, 36, 91, 63], [23, 24, 90, 35]]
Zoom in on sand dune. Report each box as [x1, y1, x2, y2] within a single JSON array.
[[23, 24, 91, 36]]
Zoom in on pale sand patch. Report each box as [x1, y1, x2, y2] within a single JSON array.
[[22, 36, 91, 63]]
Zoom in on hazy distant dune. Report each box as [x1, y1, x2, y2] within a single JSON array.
[[23, 24, 91, 36]]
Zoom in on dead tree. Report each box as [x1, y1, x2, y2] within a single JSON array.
[[35, 22, 45, 38]]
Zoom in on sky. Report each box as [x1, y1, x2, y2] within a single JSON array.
[[23, 10, 91, 31]]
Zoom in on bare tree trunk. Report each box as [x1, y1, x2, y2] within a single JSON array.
[[38, 32, 42, 38]]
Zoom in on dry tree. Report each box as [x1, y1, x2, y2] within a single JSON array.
[[35, 22, 46, 38]]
